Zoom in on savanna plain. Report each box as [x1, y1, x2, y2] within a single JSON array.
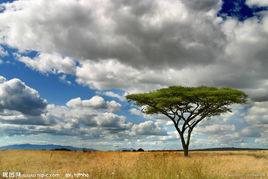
[[0, 150, 268, 179]]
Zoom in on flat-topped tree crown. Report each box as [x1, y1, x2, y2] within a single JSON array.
[[126, 86, 247, 157]]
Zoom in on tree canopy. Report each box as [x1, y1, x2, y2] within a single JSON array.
[[126, 86, 247, 156]]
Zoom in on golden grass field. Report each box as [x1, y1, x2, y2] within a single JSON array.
[[0, 150, 268, 179]]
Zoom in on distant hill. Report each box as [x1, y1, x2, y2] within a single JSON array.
[[148, 147, 268, 152], [190, 147, 268, 151], [117, 148, 137, 151], [1, 145, 266, 152], [0, 144, 96, 151]]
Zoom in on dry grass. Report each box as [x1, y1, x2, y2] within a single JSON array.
[[0, 150, 268, 179]]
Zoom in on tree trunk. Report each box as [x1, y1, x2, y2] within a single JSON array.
[[177, 128, 191, 157], [182, 144, 189, 157], [180, 136, 189, 157]]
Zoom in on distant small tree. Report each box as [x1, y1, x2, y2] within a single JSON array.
[[126, 86, 247, 157]]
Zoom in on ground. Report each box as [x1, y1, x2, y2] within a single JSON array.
[[0, 150, 268, 179]]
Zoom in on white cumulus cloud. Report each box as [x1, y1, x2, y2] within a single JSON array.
[[0, 76, 47, 116]]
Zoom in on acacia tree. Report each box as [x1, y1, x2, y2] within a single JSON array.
[[126, 86, 247, 157]]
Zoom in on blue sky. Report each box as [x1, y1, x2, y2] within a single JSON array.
[[0, 45, 95, 105], [0, 0, 268, 150], [218, 0, 268, 21]]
